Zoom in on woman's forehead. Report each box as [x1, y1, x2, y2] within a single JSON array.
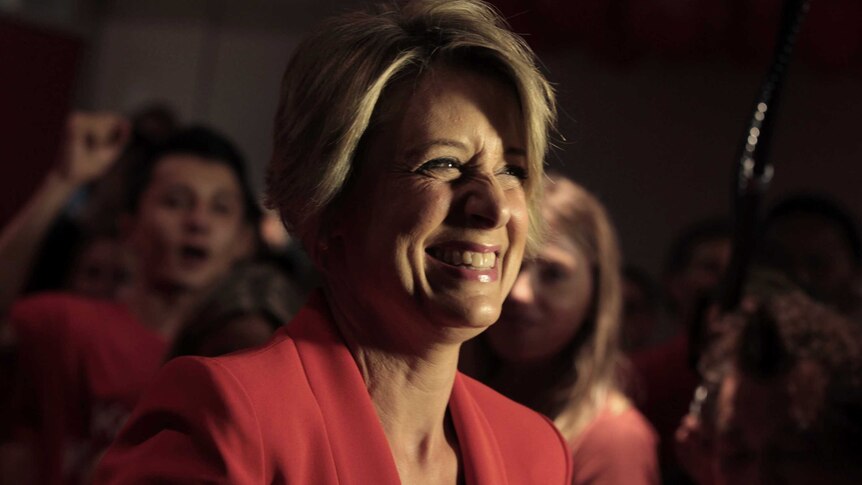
[[375, 64, 519, 124], [385, 67, 524, 150]]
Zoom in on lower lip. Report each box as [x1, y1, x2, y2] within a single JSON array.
[[426, 253, 499, 282]]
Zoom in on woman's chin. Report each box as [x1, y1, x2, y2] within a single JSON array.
[[429, 297, 502, 332]]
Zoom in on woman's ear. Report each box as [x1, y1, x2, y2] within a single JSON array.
[[314, 208, 354, 274]]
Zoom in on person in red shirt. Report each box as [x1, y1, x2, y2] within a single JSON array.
[[631, 218, 732, 484], [0, 119, 258, 484]]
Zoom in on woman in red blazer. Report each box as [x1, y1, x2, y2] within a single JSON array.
[[95, 0, 570, 483]]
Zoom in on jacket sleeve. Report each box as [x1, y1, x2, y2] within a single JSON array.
[[93, 356, 266, 484]]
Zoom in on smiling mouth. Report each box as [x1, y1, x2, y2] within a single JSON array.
[[427, 248, 497, 270]]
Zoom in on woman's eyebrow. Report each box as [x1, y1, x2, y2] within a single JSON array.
[[404, 140, 526, 158], [403, 139, 469, 159]]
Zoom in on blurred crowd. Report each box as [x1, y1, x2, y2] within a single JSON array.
[[0, 103, 859, 484]]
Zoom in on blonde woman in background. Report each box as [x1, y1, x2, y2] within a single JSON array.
[[462, 173, 659, 484]]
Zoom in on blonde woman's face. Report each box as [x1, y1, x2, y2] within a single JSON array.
[[486, 232, 594, 364], [329, 66, 529, 339]]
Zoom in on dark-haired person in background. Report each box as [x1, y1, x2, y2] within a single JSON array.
[[630, 218, 732, 484], [0, 113, 258, 484], [168, 261, 303, 359], [761, 193, 862, 322], [662, 218, 733, 336], [13, 104, 180, 301], [622, 265, 662, 353], [677, 290, 862, 484]]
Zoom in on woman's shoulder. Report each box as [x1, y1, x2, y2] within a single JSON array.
[[181, 327, 305, 395], [96, 351, 302, 482], [578, 397, 658, 449], [568, 397, 660, 485]]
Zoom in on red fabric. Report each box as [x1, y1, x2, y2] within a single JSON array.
[[95, 291, 573, 484], [630, 333, 699, 475], [9, 293, 167, 485], [569, 406, 660, 485]]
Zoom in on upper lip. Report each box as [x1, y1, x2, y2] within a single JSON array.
[[425, 241, 501, 254]]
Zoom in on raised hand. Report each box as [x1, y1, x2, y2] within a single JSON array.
[[55, 112, 131, 186]]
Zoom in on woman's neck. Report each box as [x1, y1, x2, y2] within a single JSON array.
[[325, 288, 463, 483], [354, 344, 459, 448]]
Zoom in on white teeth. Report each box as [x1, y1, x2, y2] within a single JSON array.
[[433, 249, 496, 269], [485, 252, 496, 268]]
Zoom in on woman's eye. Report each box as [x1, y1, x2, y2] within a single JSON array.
[[417, 157, 462, 174], [499, 164, 527, 180]]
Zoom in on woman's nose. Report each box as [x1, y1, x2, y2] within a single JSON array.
[[464, 174, 511, 229]]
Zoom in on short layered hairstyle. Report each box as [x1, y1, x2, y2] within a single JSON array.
[[266, 0, 556, 261]]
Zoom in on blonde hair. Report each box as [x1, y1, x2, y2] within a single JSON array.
[[266, 0, 556, 260], [539, 174, 625, 439]]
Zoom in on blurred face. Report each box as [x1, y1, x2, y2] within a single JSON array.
[[330, 66, 528, 338], [765, 215, 857, 306], [485, 231, 594, 364], [670, 238, 731, 317], [126, 155, 251, 291], [67, 237, 132, 299], [622, 278, 657, 352]]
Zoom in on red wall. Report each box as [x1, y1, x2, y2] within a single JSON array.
[[0, 16, 82, 226]]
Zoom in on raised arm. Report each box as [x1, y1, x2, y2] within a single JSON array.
[[0, 112, 128, 342]]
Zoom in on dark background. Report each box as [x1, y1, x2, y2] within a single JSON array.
[[2, 0, 859, 275]]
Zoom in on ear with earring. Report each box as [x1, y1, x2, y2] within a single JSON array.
[[314, 233, 336, 273], [314, 209, 347, 272]]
